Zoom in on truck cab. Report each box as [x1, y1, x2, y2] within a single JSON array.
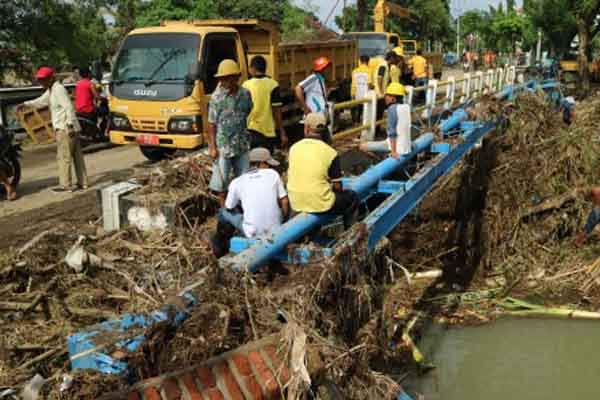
[[109, 22, 251, 160]]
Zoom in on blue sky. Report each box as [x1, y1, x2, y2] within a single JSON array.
[[298, 0, 524, 29]]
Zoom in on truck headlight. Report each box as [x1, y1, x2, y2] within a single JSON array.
[[168, 116, 200, 134], [111, 114, 132, 130]]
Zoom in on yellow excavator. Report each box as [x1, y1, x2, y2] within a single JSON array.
[[342, 0, 443, 80]]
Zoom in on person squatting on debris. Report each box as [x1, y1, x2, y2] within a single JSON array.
[[19, 67, 88, 192], [287, 113, 360, 229], [360, 83, 410, 160], [295, 56, 332, 142], [575, 187, 600, 247], [561, 96, 576, 125], [207, 59, 253, 206], [242, 55, 288, 152], [211, 147, 289, 257]]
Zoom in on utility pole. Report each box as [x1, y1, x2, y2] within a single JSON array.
[[536, 29, 542, 62], [456, 15, 460, 56]]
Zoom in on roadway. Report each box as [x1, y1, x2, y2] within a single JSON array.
[[0, 143, 147, 249]]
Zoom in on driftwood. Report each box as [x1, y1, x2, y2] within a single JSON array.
[[519, 188, 582, 221]]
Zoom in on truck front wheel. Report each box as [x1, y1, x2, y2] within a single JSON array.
[[139, 146, 176, 162]]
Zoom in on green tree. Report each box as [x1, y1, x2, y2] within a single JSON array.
[[524, 0, 577, 55], [568, 0, 600, 96], [1, 0, 113, 84]]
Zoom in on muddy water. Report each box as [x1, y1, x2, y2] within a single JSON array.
[[406, 318, 600, 399]]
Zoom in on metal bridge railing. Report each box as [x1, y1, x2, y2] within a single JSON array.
[[330, 65, 518, 141]]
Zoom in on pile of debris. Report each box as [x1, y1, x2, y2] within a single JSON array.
[[383, 92, 600, 331], [0, 149, 411, 400], [0, 224, 217, 392]]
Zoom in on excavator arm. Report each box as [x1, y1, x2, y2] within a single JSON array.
[[374, 0, 412, 33]]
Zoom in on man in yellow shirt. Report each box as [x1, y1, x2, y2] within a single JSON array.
[[408, 49, 428, 84], [242, 56, 288, 151], [287, 113, 359, 228], [408, 49, 428, 102], [351, 55, 371, 123]]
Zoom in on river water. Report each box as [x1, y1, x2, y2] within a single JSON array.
[[405, 318, 600, 399]]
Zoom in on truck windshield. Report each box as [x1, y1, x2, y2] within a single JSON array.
[[113, 33, 200, 83], [354, 35, 389, 58]]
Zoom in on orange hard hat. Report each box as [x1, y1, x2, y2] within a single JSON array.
[[313, 56, 331, 72]]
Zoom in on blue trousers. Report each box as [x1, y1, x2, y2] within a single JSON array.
[[584, 207, 600, 235]]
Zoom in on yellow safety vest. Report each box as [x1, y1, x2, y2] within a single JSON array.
[[242, 76, 281, 138], [287, 138, 338, 213], [374, 61, 390, 97]]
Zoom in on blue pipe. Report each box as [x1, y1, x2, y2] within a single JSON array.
[[220, 133, 434, 273], [346, 133, 434, 198], [441, 108, 469, 135]]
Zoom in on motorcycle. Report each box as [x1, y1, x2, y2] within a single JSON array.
[[77, 84, 110, 143], [0, 126, 22, 199]]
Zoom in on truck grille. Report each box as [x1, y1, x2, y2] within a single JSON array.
[[130, 118, 167, 132]]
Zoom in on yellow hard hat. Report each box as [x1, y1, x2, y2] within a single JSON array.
[[386, 82, 405, 96], [214, 59, 241, 78]]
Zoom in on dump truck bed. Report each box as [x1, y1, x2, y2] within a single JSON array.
[[190, 19, 356, 95]]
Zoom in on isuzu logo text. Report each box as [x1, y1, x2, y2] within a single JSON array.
[[134, 89, 158, 97]]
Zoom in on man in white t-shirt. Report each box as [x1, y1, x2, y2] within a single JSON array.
[[210, 147, 289, 257]]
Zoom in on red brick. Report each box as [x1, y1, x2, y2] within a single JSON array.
[[127, 392, 141, 400], [248, 350, 280, 396], [243, 375, 264, 400], [143, 387, 162, 400], [162, 378, 182, 400], [196, 366, 216, 388], [181, 373, 206, 400], [215, 362, 244, 400], [231, 354, 253, 376], [204, 388, 225, 400], [263, 346, 292, 384]]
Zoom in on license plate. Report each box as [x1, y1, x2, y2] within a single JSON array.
[[136, 134, 159, 146]]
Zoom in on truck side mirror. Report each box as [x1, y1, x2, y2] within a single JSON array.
[[187, 61, 202, 81]]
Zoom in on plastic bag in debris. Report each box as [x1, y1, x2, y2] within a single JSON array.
[[20, 374, 45, 400]]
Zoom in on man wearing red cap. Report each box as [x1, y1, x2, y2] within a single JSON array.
[[295, 57, 332, 141], [20, 67, 88, 192]]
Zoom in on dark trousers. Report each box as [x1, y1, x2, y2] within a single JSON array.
[[325, 190, 360, 229], [248, 129, 278, 153]]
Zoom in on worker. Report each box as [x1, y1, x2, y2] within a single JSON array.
[[295, 56, 331, 118], [575, 188, 600, 247], [351, 55, 372, 123], [18, 67, 88, 192], [408, 49, 428, 88], [374, 51, 400, 98], [242, 55, 288, 152], [287, 113, 359, 229], [207, 59, 253, 207], [210, 147, 289, 257], [359, 83, 410, 159], [561, 96, 576, 125], [75, 67, 101, 124], [391, 46, 406, 84]]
